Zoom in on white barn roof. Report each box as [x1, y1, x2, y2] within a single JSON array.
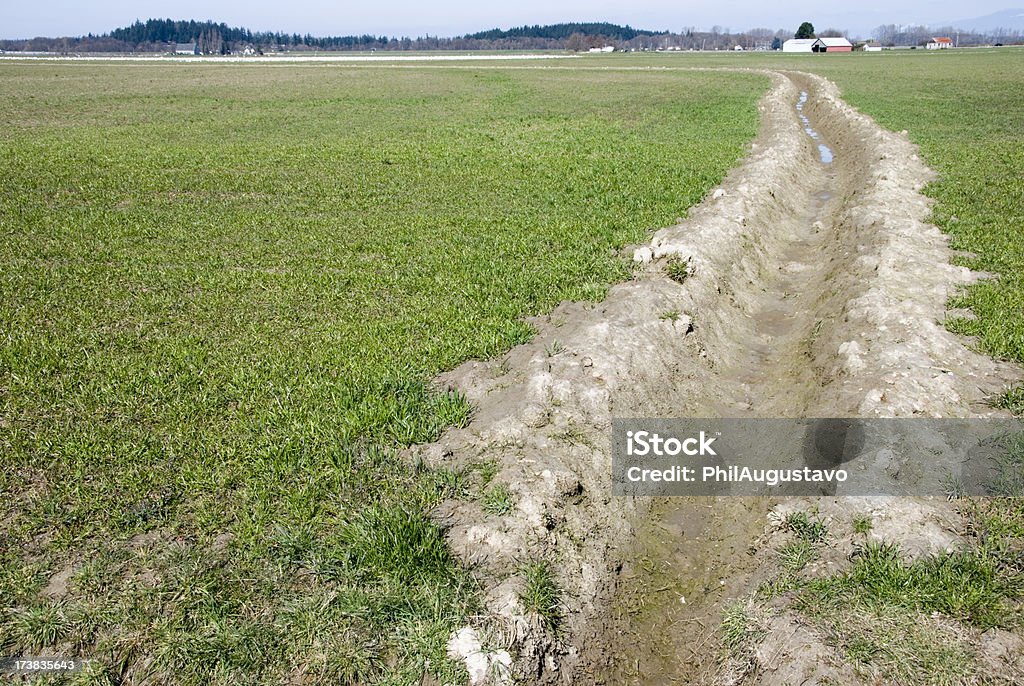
[[782, 38, 816, 52], [814, 37, 853, 48]]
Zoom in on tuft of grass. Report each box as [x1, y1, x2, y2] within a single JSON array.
[[659, 309, 682, 323], [551, 424, 592, 448], [475, 460, 500, 486], [995, 386, 1024, 416], [519, 561, 561, 632], [720, 601, 766, 655], [778, 539, 817, 573], [481, 484, 515, 516], [544, 339, 566, 357], [337, 504, 455, 581], [7, 604, 70, 650], [664, 256, 690, 283], [852, 515, 873, 536], [785, 511, 829, 544]]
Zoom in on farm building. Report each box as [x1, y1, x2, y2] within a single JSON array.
[[927, 37, 953, 49], [175, 42, 199, 55], [782, 38, 816, 52], [812, 37, 853, 52], [783, 37, 853, 53]]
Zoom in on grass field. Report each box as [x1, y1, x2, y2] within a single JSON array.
[[0, 62, 764, 683]]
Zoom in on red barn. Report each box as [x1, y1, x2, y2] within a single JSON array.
[[812, 37, 853, 53]]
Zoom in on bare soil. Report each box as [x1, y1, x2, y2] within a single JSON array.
[[409, 69, 1023, 684]]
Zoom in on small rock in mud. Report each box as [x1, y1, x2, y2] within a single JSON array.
[[633, 247, 653, 264], [521, 402, 549, 428]]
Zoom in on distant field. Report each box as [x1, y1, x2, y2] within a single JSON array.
[[0, 62, 764, 683]]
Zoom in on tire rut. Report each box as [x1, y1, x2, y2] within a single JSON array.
[[408, 69, 1022, 684]]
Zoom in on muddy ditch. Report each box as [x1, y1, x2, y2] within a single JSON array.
[[406, 69, 1022, 684]]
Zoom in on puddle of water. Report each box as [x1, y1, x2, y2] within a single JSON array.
[[797, 91, 834, 165]]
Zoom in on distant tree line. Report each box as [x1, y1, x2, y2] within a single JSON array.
[[0, 17, 1019, 54], [871, 23, 1021, 46], [466, 22, 664, 41]]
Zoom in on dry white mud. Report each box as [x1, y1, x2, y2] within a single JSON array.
[[409, 69, 1023, 684]]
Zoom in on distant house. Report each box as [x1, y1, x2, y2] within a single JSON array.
[[782, 38, 817, 53], [175, 42, 199, 55], [927, 37, 953, 50], [812, 37, 853, 52], [587, 46, 615, 53]]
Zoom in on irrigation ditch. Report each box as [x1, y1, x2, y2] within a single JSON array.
[[406, 69, 1024, 684]]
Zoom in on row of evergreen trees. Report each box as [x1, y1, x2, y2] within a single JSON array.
[[102, 19, 385, 50], [466, 22, 664, 41]]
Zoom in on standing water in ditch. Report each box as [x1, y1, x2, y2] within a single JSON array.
[[797, 90, 834, 164]]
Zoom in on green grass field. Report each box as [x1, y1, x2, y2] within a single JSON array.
[[0, 62, 764, 683]]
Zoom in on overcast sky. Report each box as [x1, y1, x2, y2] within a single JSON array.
[[1, 0, 1009, 40]]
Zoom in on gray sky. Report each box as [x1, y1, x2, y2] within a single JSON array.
[[0, 0, 1009, 40]]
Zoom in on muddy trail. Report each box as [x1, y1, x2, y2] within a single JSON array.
[[409, 69, 1022, 684]]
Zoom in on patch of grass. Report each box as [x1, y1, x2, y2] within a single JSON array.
[[475, 460, 500, 486], [785, 511, 829, 544], [987, 430, 1024, 498], [797, 541, 1021, 630], [659, 309, 682, 323], [833, 608, 975, 685], [995, 386, 1024, 416], [480, 483, 514, 516], [852, 515, 873, 536], [664, 256, 690, 283], [544, 339, 567, 357], [519, 561, 561, 632], [778, 539, 817, 573], [720, 600, 766, 660], [551, 424, 592, 448]]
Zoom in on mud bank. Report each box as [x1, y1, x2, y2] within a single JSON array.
[[407, 69, 1021, 684]]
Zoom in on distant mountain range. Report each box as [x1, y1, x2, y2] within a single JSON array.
[[938, 8, 1024, 31]]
